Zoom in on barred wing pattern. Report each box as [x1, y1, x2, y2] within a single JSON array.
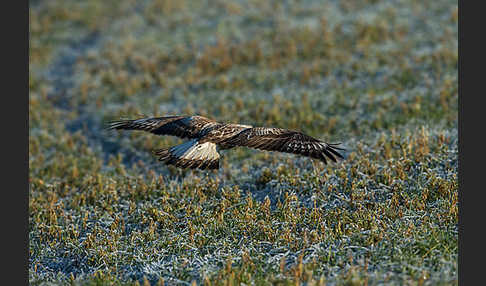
[[220, 127, 344, 164], [107, 115, 345, 169], [107, 116, 218, 139]]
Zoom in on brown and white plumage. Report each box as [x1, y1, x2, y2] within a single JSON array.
[[107, 115, 345, 170]]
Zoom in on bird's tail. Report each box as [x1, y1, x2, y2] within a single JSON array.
[[153, 140, 220, 170], [153, 148, 171, 161]]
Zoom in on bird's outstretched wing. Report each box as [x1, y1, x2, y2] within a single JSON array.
[[220, 127, 345, 164], [106, 115, 219, 139]]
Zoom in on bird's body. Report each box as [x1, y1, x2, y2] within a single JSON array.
[[107, 115, 345, 170]]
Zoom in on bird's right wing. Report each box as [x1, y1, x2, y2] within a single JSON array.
[[220, 127, 345, 164], [106, 115, 219, 139]]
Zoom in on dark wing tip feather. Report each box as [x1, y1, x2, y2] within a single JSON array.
[[327, 143, 346, 151], [105, 119, 131, 130], [324, 143, 346, 160], [322, 148, 337, 163], [317, 152, 328, 164]]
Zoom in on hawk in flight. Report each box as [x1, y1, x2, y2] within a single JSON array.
[[107, 115, 345, 170]]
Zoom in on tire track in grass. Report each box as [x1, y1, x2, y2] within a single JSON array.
[[44, 31, 163, 173], [45, 31, 99, 110]]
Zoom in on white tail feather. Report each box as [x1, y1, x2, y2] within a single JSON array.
[[156, 140, 220, 169]]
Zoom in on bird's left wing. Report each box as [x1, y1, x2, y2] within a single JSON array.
[[220, 127, 345, 164], [107, 115, 219, 139]]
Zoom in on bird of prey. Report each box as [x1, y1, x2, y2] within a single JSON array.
[[107, 115, 345, 170]]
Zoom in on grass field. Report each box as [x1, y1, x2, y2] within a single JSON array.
[[29, 0, 458, 285]]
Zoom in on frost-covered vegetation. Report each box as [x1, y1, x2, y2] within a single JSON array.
[[29, 0, 458, 285]]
